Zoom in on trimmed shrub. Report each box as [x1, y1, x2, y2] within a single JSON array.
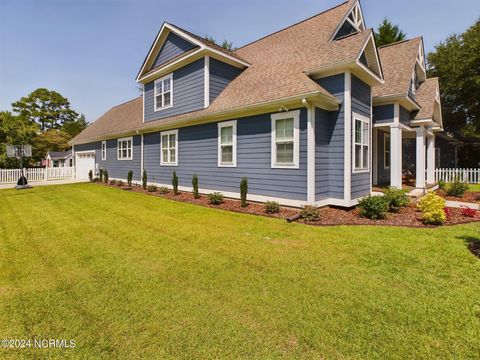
[[438, 179, 446, 190], [92, 177, 99, 183], [88, 170, 93, 182], [142, 170, 147, 190], [172, 171, 179, 195], [240, 177, 248, 207], [104, 170, 109, 183], [446, 178, 469, 197], [462, 207, 477, 218], [358, 195, 389, 220], [147, 184, 157, 193], [265, 201, 281, 214], [158, 186, 169, 194], [383, 187, 410, 212], [417, 192, 446, 225], [301, 206, 320, 222], [208, 192, 224, 205], [117, 180, 124, 187], [127, 170, 133, 187], [99, 169, 103, 182], [109, 179, 116, 186], [192, 174, 200, 199]]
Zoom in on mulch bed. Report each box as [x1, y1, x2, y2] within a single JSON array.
[[95, 182, 480, 228], [436, 189, 480, 204]]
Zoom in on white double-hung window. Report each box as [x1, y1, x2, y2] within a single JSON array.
[[117, 137, 132, 160], [154, 73, 173, 111], [101, 141, 107, 160], [160, 129, 178, 166], [353, 113, 370, 172], [218, 120, 237, 167], [271, 110, 300, 169]]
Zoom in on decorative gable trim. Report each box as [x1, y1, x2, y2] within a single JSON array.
[[355, 31, 384, 82], [137, 23, 250, 82], [330, 0, 366, 41]]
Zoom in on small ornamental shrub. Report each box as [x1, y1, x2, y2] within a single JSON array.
[[92, 177, 99, 183], [208, 192, 224, 205], [265, 201, 281, 214], [438, 179, 446, 190], [109, 179, 116, 186], [117, 180, 124, 187], [240, 177, 248, 207], [104, 170, 109, 183], [127, 170, 133, 187], [462, 207, 477, 218], [417, 192, 446, 225], [301, 206, 320, 222], [99, 169, 103, 182], [358, 195, 389, 220], [446, 178, 469, 197], [172, 171, 179, 195], [444, 207, 452, 219], [158, 186, 169, 194], [383, 187, 410, 212], [142, 170, 147, 190], [88, 170, 93, 182], [147, 184, 157, 193], [192, 174, 200, 199]]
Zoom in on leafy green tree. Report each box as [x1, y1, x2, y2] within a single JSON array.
[[62, 114, 88, 137], [0, 111, 38, 168], [205, 35, 236, 51], [12, 88, 79, 131], [31, 129, 71, 162], [374, 18, 406, 47], [427, 19, 480, 136]]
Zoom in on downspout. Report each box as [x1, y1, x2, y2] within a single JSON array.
[[303, 98, 316, 205]]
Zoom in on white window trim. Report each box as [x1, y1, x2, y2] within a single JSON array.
[[160, 129, 178, 166], [352, 113, 370, 174], [101, 141, 106, 161], [217, 120, 237, 167], [117, 137, 133, 161], [384, 133, 390, 169], [271, 110, 300, 169], [154, 73, 173, 112]]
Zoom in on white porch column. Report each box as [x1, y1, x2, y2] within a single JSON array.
[[390, 125, 402, 189], [427, 135, 435, 184], [416, 126, 426, 188]]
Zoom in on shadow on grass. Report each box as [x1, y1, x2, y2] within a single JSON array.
[[458, 236, 480, 259]]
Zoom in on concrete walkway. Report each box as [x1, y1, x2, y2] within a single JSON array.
[[445, 200, 480, 210], [0, 179, 86, 190]]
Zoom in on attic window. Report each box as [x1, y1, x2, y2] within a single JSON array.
[[154, 73, 173, 111], [333, 2, 365, 40]]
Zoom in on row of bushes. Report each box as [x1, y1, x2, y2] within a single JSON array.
[[358, 187, 410, 220], [439, 178, 470, 197]]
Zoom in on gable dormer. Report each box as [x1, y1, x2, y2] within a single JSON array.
[[408, 39, 427, 99], [138, 23, 249, 123], [331, 1, 366, 40]]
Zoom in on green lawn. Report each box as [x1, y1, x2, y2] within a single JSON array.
[[469, 184, 480, 192], [0, 184, 479, 359]]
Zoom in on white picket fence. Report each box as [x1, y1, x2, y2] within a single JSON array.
[[435, 168, 480, 184], [0, 167, 75, 184]]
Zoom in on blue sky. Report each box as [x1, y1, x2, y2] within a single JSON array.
[[0, 0, 478, 122]]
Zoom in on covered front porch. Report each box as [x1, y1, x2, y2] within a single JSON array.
[[373, 123, 437, 190]]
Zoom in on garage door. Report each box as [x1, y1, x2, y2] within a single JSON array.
[[76, 152, 96, 181]]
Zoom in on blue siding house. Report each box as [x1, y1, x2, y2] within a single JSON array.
[[72, 0, 443, 207]]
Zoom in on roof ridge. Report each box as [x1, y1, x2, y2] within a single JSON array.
[[377, 36, 422, 49], [234, 0, 351, 51]]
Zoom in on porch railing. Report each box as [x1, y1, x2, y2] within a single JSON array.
[[0, 167, 75, 184], [435, 168, 480, 184]]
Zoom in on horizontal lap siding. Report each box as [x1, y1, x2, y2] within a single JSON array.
[[144, 58, 205, 122], [144, 110, 308, 201], [209, 58, 242, 103], [75, 137, 142, 181], [316, 74, 345, 200], [152, 32, 196, 68], [376, 129, 390, 185], [351, 75, 372, 199], [373, 105, 394, 124]]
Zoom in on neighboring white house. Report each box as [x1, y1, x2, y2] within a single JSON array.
[[45, 150, 73, 168]]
